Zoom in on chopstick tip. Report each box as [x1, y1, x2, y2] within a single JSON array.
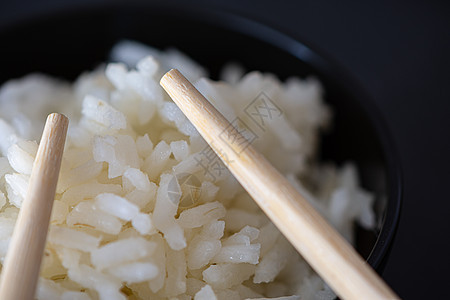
[[46, 113, 69, 129], [160, 69, 181, 85], [47, 112, 67, 120]]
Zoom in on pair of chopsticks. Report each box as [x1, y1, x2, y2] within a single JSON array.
[[0, 70, 399, 300]]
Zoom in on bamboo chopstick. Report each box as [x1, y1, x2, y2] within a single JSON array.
[[160, 69, 399, 300], [0, 113, 68, 300]]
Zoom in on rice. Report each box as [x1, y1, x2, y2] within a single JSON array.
[[0, 40, 376, 300]]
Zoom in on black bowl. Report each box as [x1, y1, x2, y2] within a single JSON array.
[[0, 3, 401, 275]]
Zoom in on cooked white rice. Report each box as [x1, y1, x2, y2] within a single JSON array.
[[0, 40, 375, 300]]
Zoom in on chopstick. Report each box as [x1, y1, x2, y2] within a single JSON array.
[[160, 69, 399, 300], [0, 113, 69, 300]]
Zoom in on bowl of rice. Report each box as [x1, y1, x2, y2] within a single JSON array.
[[0, 3, 402, 300]]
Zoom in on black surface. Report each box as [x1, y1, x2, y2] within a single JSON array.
[[0, 1, 449, 299]]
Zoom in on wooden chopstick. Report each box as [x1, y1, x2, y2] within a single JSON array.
[[0, 113, 69, 300], [160, 69, 399, 300]]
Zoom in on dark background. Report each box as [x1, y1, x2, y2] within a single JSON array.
[[0, 0, 449, 299]]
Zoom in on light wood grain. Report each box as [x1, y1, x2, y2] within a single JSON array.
[[0, 113, 68, 300], [160, 69, 399, 300]]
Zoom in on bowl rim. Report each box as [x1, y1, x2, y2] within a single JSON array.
[[196, 6, 403, 271], [0, 1, 402, 273]]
